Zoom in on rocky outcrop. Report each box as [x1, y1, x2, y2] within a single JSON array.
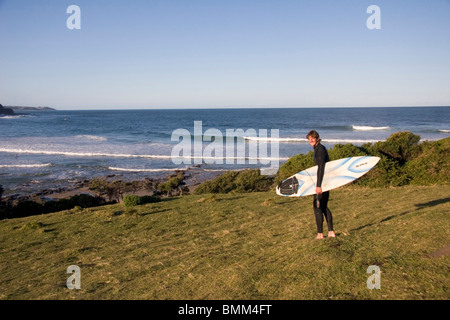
[[0, 104, 15, 115]]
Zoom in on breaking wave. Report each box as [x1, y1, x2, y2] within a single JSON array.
[[108, 167, 187, 172], [352, 125, 390, 131], [244, 136, 383, 144], [0, 163, 52, 168], [75, 135, 108, 141], [0, 148, 172, 159]]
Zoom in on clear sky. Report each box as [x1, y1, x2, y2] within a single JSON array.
[[1, 0, 449, 110]]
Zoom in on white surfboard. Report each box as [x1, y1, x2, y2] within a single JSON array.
[[276, 156, 380, 197]]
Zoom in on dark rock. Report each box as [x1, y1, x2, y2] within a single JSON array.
[[0, 104, 15, 115]]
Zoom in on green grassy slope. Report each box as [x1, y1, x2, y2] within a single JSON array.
[[0, 185, 449, 300]]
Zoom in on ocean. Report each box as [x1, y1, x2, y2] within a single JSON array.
[[0, 107, 449, 196]]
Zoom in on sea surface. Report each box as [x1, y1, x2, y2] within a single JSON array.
[[1, 107, 449, 196]]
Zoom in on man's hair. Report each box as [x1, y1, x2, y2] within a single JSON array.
[[306, 130, 320, 140]]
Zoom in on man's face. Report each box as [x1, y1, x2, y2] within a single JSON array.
[[308, 136, 318, 148]]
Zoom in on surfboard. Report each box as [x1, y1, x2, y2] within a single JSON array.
[[276, 156, 380, 197]]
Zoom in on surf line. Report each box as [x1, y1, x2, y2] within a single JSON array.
[[170, 121, 280, 172]]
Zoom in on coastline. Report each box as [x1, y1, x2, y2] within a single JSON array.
[[1, 166, 228, 204]]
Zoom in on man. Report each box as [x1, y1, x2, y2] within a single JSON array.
[[306, 130, 336, 239]]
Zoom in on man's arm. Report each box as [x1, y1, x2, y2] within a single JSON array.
[[315, 145, 326, 190]]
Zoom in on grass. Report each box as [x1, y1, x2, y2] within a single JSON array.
[[0, 184, 449, 300]]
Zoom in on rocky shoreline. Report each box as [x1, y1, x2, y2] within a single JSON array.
[[1, 168, 225, 206]]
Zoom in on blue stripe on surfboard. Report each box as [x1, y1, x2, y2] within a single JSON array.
[[348, 156, 374, 173], [296, 157, 354, 177], [300, 184, 316, 197], [298, 179, 305, 190], [327, 157, 353, 173], [299, 175, 357, 197]]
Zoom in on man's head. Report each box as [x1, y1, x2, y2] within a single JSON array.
[[306, 130, 320, 148]]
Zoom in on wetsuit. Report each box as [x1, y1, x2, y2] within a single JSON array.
[[313, 142, 333, 234]]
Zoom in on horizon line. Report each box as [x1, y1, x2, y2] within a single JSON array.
[[8, 105, 450, 111]]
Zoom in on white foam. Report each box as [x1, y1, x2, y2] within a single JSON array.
[[244, 136, 308, 142], [322, 138, 383, 144], [0, 163, 52, 168], [244, 136, 382, 144], [108, 167, 187, 172], [0, 115, 22, 119], [0, 147, 288, 161], [439, 129, 450, 133], [0, 114, 35, 119], [0, 148, 173, 159], [352, 125, 390, 131], [75, 135, 108, 141]]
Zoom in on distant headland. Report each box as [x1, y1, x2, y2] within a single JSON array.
[[0, 104, 15, 115], [0, 104, 55, 115], [6, 106, 55, 111]]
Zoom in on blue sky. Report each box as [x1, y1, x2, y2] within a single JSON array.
[[0, 0, 449, 110]]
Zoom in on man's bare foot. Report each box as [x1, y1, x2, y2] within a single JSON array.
[[315, 233, 324, 239], [328, 231, 336, 238]]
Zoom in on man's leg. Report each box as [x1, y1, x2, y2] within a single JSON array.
[[321, 192, 335, 237], [313, 195, 324, 238]]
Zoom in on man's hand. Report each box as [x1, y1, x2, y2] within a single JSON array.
[[316, 187, 323, 195]]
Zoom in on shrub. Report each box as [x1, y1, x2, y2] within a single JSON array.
[[371, 131, 421, 164], [139, 195, 161, 204], [158, 176, 186, 196], [405, 137, 450, 185], [89, 178, 123, 202], [194, 169, 273, 194], [42, 194, 105, 213], [275, 151, 314, 184], [328, 143, 367, 160], [68, 194, 106, 208], [13, 200, 44, 218], [234, 169, 274, 192], [123, 195, 140, 207], [194, 171, 240, 194]]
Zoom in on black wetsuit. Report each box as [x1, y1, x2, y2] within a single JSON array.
[[313, 142, 333, 234]]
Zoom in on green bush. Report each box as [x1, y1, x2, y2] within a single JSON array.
[[43, 194, 105, 213], [139, 195, 161, 204], [157, 175, 186, 196], [123, 195, 140, 207], [275, 151, 314, 184], [13, 200, 44, 218], [194, 171, 240, 194], [371, 131, 421, 164], [234, 169, 274, 193], [194, 169, 274, 194], [121, 194, 161, 208], [405, 137, 450, 185], [328, 143, 368, 160]]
